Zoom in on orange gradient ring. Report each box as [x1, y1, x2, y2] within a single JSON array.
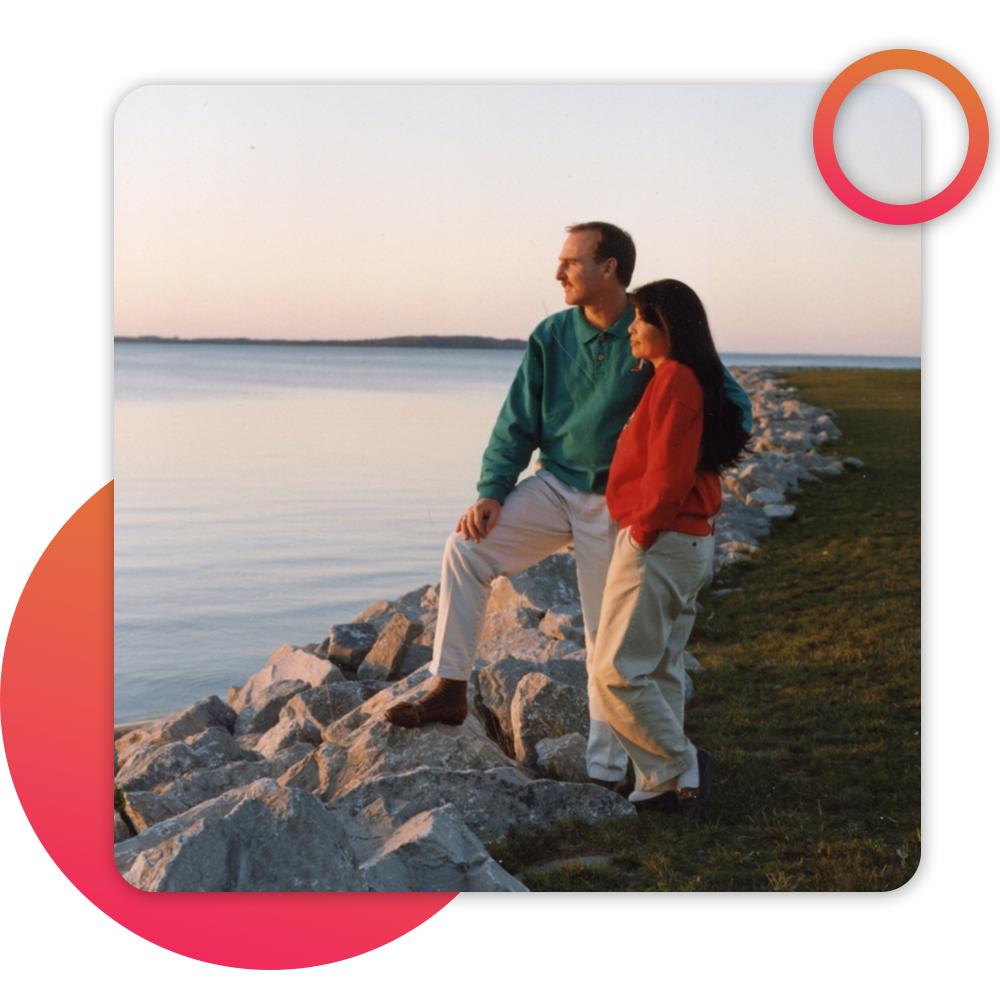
[[814, 49, 989, 224]]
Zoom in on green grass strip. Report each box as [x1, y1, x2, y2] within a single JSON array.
[[487, 369, 920, 891]]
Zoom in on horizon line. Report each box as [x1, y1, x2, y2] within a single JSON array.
[[113, 335, 920, 360]]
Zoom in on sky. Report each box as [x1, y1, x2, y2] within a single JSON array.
[[114, 84, 921, 356]]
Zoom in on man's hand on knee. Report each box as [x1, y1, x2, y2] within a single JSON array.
[[456, 498, 501, 542]]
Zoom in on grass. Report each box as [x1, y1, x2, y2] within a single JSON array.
[[486, 369, 920, 891]]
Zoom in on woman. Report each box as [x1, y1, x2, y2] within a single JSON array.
[[592, 279, 749, 816]]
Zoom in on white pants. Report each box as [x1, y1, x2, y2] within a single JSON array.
[[431, 469, 629, 780], [592, 528, 715, 791]]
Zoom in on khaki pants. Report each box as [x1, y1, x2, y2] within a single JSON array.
[[592, 527, 715, 791], [431, 469, 629, 780]]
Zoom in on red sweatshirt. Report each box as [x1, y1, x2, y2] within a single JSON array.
[[607, 359, 721, 549]]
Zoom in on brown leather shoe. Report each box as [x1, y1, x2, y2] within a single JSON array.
[[680, 749, 714, 818], [385, 679, 468, 728]]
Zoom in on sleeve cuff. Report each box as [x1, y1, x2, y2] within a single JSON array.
[[477, 486, 508, 504]]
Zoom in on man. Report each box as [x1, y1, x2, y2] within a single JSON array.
[[387, 222, 752, 789]]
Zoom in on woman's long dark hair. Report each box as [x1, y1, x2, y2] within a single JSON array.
[[628, 279, 749, 473]]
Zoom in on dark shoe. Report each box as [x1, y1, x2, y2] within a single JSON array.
[[680, 749, 714, 818], [628, 789, 682, 813], [588, 776, 632, 798], [385, 679, 468, 728]]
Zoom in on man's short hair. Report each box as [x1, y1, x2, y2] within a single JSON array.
[[566, 221, 636, 287]]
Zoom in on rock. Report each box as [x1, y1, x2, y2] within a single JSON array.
[[328, 623, 379, 669], [117, 780, 366, 892], [322, 717, 518, 805], [481, 606, 542, 641], [718, 495, 772, 538], [684, 670, 695, 704], [154, 744, 314, 814], [351, 586, 437, 635], [510, 673, 590, 769], [486, 553, 580, 615], [717, 538, 760, 557], [234, 679, 310, 736], [746, 487, 786, 507], [115, 741, 205, 793], [122, 790, 191, 832], [535, 733, 589, 783], [477, 627, 583, 665], [812, 460, 844, 476], [843, 456, 865, 469], [276, 750, 323, 793], [738, 462, 785, 494], [398, 583, 437, 609], [399, 643, 433, 676], [125, 743, 313, 831], [282, 683, 372, 729], [351, 599, 394, 624], [114, 810, 132, 844], [683, 650, 705, 675], [330, 765, 635, 844], [799, 452, 844, 474], [254, 711, 323, 758], [357, 804, 528, 892], [763, 503, 797, 519], [185, 727, 262, 766], [231, 647, 345, 715], [474, 656, 589, 754], [358, 613, 425, 682], [539, 604, 586, 646], [115, 695, 238, 769], [289, 673, 523, 803]]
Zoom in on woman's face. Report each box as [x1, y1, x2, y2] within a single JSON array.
[[628, 311, 672, 367]]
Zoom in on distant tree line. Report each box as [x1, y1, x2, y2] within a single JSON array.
[[114, 335, 528, 350]]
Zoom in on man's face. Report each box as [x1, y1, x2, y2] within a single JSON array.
[[555, 230, 612, 306]]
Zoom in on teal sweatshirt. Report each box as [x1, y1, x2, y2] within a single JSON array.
[[477, 306, 753, 502]]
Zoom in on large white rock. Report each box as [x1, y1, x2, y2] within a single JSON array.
[[474, 656, 588, 754], [329, 764, 635, 843], [511, 673, 590, 769], [233, 679, 310, 736], [535, 733, 589, 783], [358, 804, 528, 892], [115, 696, 237, 770], [763, 503, 797, 520], [486, 553, 580, 614], [746, 487, 787, 507], [358, 613, 425, 682], [254, 711, 323, 758], [285, 673, 523, 804], [121, 743, 315, 829], [117, 780, 366, 892], [477, 627, 583, 665], [480, 606, 542, 641], [231, 647, 345, 716]]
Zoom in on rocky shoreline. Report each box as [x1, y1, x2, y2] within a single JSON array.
[[113, 368, 861, 892]]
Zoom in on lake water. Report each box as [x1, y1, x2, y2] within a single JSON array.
[[114, 343, 920, 722]]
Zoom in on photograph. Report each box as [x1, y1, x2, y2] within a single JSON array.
[[112, 83, 920, 892]]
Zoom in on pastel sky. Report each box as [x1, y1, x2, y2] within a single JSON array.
[[114, 85, 920, 356]]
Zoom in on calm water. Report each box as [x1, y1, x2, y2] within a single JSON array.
[[114, 343, 920, 722]]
